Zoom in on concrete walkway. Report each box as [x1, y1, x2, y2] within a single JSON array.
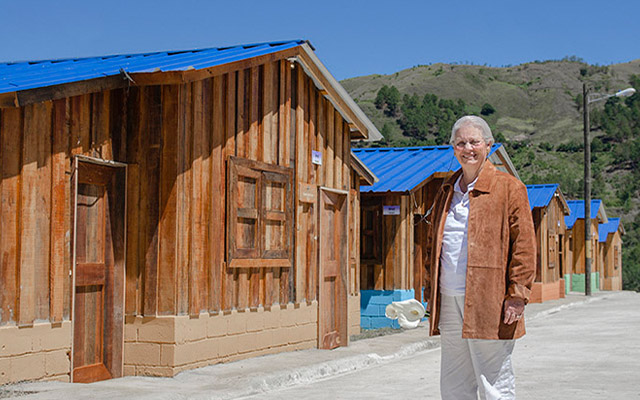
[[0, 291, 629, 399]]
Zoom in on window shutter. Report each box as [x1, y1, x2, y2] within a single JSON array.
[[228, 156, 293, 267], [229, 160, 262, 260], [261, 170, 292, 259]]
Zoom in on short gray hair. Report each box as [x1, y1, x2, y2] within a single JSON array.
[[450, 115, 494, 146]]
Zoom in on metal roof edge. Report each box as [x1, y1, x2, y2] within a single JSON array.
[[297, 44, 383, 142], [350, 151, 378, 186], [491, 144, 520, 181]]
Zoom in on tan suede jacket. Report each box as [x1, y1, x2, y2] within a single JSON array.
[[425, 162, 536, 340]]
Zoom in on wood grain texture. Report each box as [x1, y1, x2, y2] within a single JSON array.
[[210, 75, 224, 312], [223, 72, 237, 311], [0, 107, 21, 324], [143, 86, 162, 316], [176, 83, 192, 315], [50, 99, 68, 322], [158, 85, 179, 315]]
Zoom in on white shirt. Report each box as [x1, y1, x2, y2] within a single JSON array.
[[439, 174, 477, 296]]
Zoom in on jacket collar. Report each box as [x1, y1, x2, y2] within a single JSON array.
[[443, 161, 496, 194], [473, 161, 496, 193]]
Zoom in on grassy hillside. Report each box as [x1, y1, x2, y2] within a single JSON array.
[[342, 58, 640, 290], [344, 59, 640, 143]]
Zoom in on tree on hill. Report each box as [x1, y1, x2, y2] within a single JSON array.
[[374, 85, 401, 116], [481, 103, 496, 116], [398, 93, 466, 144]]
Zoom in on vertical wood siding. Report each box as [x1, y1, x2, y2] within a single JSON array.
[[0, 56, 358, 323]]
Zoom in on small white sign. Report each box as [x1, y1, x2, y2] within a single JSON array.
[[311, 150, 322, 165], [383, 205, 400, 215]]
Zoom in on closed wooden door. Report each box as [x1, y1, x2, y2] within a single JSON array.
[[72, 159, 126, 383], [318, 188, 348, 350]]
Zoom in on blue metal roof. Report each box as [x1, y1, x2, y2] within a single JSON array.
[[599, 218, 621, 242], [526, 184, 559, 210], [0, 40, 305, 94], [353, 144, 500, 193], [565, 199, 602, 229]]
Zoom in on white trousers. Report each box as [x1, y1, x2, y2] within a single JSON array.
[[439, 295, 516, 400]]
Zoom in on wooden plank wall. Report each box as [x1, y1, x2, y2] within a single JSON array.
[[0, 57, 356, 323], [0, 96, 105, 326], [360, 193, 413, 292]]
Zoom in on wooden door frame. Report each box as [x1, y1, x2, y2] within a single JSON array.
[[317, 186, 349, 349], [71, 155, 127, 382]]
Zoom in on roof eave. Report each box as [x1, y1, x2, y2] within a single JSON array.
[[294, 43, 383, 142], [489, 145, 520, 181], [350, 151, 378, 186]]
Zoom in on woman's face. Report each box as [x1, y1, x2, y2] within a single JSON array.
[[452, 124, 491, 172]]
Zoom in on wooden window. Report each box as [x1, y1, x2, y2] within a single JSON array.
[[361, 202, 382, 263], [614, 245, 621, 269], [227, 156, 293, 268]]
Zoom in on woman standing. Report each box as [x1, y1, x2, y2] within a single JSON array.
[[425, 115, 536, 399]]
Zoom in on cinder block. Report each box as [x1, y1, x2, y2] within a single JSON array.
[[173, 340, 219, 366], [236, 332, 259, 354], [292, 340, 315, 351], [263, 306, 282, 330], [45, 349, 70, 376], [246, 309, 266, 333], [0, 357, 10, 385], [135, 365, 175, 377], [248, 330, 274, 351], [160, 344, 176, 366], [41, 374, 70, 382], [270, 327, 290, 347], [279, 307, 299, 328], [123, 365, 136, 376], [40, 322, 72, 352], [138, 316, 176, 344], [10, 353, 46, 382], [124, 321, 138, 341], [175, 315, 208, 344], [217, 335, 239, 358], [207, 314, 228, 338], [0, 326, 32, 357], [227, 311, 248, 335], [124, 342, 161, 366]]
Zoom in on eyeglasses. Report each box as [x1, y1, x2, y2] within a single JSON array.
[[454, 140, 485, 149]]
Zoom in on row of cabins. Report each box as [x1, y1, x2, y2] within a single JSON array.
[[353, 148, 625, 328], [0, 40, 383, 384], [0, 38, 625, 385]]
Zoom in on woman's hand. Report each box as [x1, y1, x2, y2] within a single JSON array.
[[503, 297, 525, 325]]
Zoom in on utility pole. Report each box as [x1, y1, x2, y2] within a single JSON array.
[[583, 83, 591, 296]]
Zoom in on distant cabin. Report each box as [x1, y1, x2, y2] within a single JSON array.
[[564, 199, 608, 293], [353, 144, 517, 329], [0, 40, 382, 384], [526, 184, 570, 302], [598, 218, 625, 291]]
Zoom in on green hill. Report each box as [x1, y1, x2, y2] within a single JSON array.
[[342, 58, 640, 291]]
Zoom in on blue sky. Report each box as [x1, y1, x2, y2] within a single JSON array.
[[1, 0, 638, 80]]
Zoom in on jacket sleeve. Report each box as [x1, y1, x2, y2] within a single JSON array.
[[506, 182, 536, 304]]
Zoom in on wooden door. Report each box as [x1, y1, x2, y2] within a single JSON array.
[[72, 158, 126, 383], [318, 188, 348, 350]]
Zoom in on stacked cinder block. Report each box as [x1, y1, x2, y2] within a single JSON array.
[[123, 301, 319, 377], [348, 294, 361, 337], [0, 322, 71, 384], [360, 289, 426, 330]]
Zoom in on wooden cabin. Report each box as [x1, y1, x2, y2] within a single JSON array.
[[526, 184, 571, 303], [353, 145, 518, 329], [564, 199, 608, 293], [598, 218, 624, 291], [0, 40, 383, 385]]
